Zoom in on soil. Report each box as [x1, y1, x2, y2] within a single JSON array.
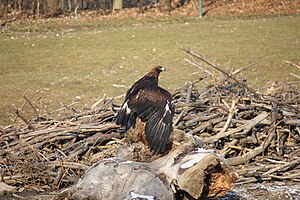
[[2, 182, 299, 199], [223, 182, 300, 200]]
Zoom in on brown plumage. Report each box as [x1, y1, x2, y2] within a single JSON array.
[[115, 66, 174, 154]]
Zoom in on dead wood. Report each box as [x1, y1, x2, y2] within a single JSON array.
[[182, 47, 260, 97], [0, 48, 299, 198], [57, 129, 237, 200], [284, 60, 300, 70], [205, 111, 269, 143]]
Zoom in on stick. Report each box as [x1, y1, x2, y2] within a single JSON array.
[[218, 99, 238, 134], [14, 109, 35, 130], [184, 58, 214, 76], [182, 48, 260, 97], [173, 108, 190, 127], [91, 96, 106, 109], [186, 85, 193, 103], [23, 96, 40, 120], [284, 60, 300, 70], [185, 112, 221, 127], [205, 111, 268, 143], [188, 117, 225, 135], [262, 159, 300, 175], [226, 122, 279, 166], [45, 161, 90, 170], [290, 73, 300, 79], [13, 90, 43, 122]]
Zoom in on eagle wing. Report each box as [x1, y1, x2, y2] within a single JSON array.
[[115, 76, 158, 131], [128, 87, 174, 154], [115, 77, 154, 130]]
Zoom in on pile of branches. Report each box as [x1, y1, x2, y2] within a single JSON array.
[[176, 49, 300, 184], [0, 49, 299, 193], [0, 97, 122, 190]]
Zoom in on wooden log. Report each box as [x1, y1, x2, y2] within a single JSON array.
[[56, 130, 237, 200]]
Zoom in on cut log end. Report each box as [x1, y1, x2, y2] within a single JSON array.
[[206, 166, 238, 198], [57, 123, 237, 200]]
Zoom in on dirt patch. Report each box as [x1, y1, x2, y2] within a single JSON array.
[[1, 182, 299, 200], [222, 182, 300, 200]]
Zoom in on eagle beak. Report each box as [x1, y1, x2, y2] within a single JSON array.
[[159, 66, 166, 72]]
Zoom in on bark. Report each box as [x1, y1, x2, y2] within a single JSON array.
[[56, 129, 237, 200]]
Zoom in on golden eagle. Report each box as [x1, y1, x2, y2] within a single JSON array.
[[115, 66, 174, 154]]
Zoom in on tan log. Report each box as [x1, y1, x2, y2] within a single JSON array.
[[56, 129, 237, 200]]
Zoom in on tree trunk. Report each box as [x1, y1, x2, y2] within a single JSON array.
[[67, 0, 72, 11], [35, 0, 40, 19], [55, 129, 237, 200]]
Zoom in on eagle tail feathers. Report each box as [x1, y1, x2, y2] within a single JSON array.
[[145, 109, 172, 154]]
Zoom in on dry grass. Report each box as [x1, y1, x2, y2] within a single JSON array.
[[0, 14, 299, 125]]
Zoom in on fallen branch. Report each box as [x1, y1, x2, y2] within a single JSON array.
[[205, 111, 269, 143], [182, 47, 259, 97], [226, 123, 278, 166]]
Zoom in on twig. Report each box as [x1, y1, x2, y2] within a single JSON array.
[[182, 48, 260, 97], [284, 60, 300, 70], [23, 96, 40, 120], [290, 73, 300, 79], [45, 161, 90, 170], [13, 90, 43, 122], [262, 159, 300, 175], [14, 109, 35, 130], [184, 58, 214, 76], [188, 117, 225, 135], [267, 172, 300, 180], [173, 108, 190, 127], [91, 95, 106, 109], [218, 99, 238, 136], [226, 122, 280, 166], [205, 111, 268, 143], [231, 60, 260, 75]]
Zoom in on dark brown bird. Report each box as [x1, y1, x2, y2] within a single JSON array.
[[115, 66, 174, 154]]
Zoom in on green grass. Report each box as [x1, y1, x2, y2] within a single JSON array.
[[1, 14, 299, 126]]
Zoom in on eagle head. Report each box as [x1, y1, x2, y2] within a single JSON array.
[[146, 66, 166, 81], [153, 66, 166, 74]]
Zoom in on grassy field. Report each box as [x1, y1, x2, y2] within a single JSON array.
[[1, 14, 299, 126]]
